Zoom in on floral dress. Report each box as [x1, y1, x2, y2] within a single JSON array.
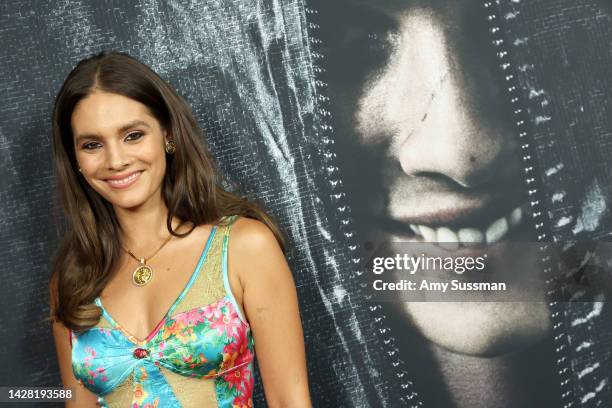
[[70, 216, 255, 407]]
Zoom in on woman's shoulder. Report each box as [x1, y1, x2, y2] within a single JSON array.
[[216, 215, 282, 261], [225, 215, 277, 248], [223, 216, 286, 284]]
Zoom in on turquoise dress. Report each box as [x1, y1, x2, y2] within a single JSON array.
[[70, 216, 255, 407]]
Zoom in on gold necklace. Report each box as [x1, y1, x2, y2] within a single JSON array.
[[123, 227, 178, 287]]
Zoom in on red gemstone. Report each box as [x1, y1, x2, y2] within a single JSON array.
[[133, 348, 149, 359]]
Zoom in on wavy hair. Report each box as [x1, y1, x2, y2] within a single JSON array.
[[49, 50, 283, 332]]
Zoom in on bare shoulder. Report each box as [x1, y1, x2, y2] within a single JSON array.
[[227, 216, 286, 284], [229, 216, 282, 254]]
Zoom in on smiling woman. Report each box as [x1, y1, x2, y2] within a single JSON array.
[[48, 51, 312, 408], [72, 93, 169, 210]]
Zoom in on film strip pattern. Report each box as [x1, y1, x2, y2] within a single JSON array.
[[482, 2, 576, 406], [304, 4, 423, 407], [485, 1, 612, 406]]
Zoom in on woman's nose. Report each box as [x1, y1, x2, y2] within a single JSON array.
[[105, 142, 130, 171], [396, 74, 513, 188], [386, 10, 518, 188]]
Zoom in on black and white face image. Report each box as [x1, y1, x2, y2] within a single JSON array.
[[314, 0, 562, 406]]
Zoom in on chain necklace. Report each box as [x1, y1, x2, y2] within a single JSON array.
[[122, 224, 182, 286]]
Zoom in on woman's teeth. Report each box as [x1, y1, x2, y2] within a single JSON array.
[[107, 172, 140, 187], [409, 206, 523, 248]]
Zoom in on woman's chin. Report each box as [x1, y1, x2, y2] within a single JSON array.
[[402, 301, 552, 357], [98, 189, 156, 212]]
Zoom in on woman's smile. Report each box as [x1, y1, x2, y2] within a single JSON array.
[[72, 91, 168, 211], [104, 170, 143, 189]]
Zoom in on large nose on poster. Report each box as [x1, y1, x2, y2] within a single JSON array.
[[1, 1, 611, 407]]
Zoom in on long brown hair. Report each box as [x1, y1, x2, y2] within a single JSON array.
[[49, 50, 283, 332]]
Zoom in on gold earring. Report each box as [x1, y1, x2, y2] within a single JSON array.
[[165, 139, 176, 155]]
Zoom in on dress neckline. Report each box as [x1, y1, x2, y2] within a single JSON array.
[[95, 225, 218, 346]]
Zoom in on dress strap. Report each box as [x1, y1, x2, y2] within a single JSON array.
[[221, 215, 247, 323]]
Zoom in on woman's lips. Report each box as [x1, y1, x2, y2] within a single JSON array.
[[409, 206, 523, 249], [379, 204, 538, 286], [104, 171, 142, 189], [386, 203, 531, 252]]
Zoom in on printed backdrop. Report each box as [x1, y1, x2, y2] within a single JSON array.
[[0, 1, 405, 406], [1, 1, 611, 407]]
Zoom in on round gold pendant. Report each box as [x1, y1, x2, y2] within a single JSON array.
[[132, 265, 153, 286]]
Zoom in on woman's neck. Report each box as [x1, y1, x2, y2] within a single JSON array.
[[113, 199, 178, 254], [430, 336, 561, 408]]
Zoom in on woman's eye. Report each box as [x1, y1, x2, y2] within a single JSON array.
[[82, 141, 102, 150], [319, 3, 399, 81], [125, 131, 144, 142]]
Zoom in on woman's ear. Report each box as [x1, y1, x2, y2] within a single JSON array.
[[163, 130, 175, 145], [164, 130, 176, 155]]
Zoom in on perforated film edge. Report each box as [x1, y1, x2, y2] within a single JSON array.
[[483, 2, 575, 407], [303, 4, 423, 407]]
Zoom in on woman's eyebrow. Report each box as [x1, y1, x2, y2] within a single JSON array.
[[74, 120, 151, 143]]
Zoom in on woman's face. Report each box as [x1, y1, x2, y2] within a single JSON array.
[[320, 0, 550, 355], [71, 91, 169, 212]]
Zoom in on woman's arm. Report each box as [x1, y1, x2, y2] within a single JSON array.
[[51, 320, 100, 407], [230, 218, 312, 408]]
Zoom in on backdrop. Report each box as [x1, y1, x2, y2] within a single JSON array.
[[1, 1, 611, 407], [0, 1, 407, 406]]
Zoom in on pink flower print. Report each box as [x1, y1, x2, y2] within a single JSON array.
[[210, 310, 242, 338], [221, 347, 239, 372], [222, 337, 251, 370], [227, 347, 253, 375], [223, 364, 251, 393], [233, 394, 253, 408], [239, 348, 254, 367], [230, 326, 248, 347], [174, 308, 206, 326], [223, 368, 243, 391], [201, 299, 225, 321]]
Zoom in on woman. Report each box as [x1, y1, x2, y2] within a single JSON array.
[[312, 0, 611, 406], [48, 51, 312, 408]]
